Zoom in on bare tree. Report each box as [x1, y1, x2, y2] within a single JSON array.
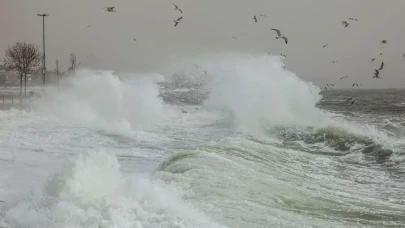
[[69, 53, 76, 71], [67, 53, 81, 75], [55, 59, 62, 88], [3, 42, 41, 97]]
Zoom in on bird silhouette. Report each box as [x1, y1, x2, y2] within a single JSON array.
[[340, 76, 348, 79], [323, 44, 329, 48], [271, 29, 288, 44], [173, 4, 182, 13], [351, 100, 356, 105], [271, 29, 281, 37], [342, 21, 349, 27], [174, 16, 183, 27], [331, 61, 337, 63], [253, 14, 267, 22], [349, 18, 358, 21], [378, 62, 384, 71], [371, 58, 375, 62], [373, 69, 380, 78], [104, 6, 115, 12], [381, 40, 388, 44]]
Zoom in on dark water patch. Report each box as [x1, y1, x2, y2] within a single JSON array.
[[156, 150, 197, 173], [268, 125, 393, 163], [159, 89, 209, 105], [318, 89, 405, 116], [362, 145, 393, 163]]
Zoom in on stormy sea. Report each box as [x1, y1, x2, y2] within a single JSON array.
[[0, 53, 404, 228]]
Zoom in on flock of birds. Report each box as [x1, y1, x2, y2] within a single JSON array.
[[321, 18, 389, 90], [100, 6, 405, 106], [104, 5, 184, 27], [102, 6, 290, 44]]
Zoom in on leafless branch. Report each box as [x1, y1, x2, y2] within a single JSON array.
[[3, 42, 41, 96]]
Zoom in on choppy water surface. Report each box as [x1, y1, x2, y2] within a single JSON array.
[[0, 53, 404, 228]]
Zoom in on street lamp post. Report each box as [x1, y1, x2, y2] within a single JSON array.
[[37, 13, 49, 86]]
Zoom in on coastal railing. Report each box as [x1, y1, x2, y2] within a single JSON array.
[[1, 94, 33, 104]]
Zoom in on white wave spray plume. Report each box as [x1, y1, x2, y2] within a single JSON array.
[[33, 69, 169, 135], [193, 53, 327, 133], [1, 150, 225, 228], [185, 52, 401, 152]]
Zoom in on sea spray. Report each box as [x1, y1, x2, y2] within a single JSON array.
[[199, 53, 325, 132], [32, 69, 170, 135], [2, 150, 226, 228]]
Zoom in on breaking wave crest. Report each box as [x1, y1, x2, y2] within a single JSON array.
[[2, 52, 405, 228], [1, 150, 224, 228]]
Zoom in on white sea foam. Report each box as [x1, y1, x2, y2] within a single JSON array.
[[1, 150, 225, 228], [33, 69, 170, 136]]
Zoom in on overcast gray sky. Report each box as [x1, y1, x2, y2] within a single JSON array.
[[1, 0, 405, 88]]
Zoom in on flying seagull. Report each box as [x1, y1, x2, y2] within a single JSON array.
[[349, 18, 358, 21], [174, 16, 183, 27], [280, 53, 286, 58], [380, 53, 383, 56], [104, 6, 115, 12], [270, 29, 288, 44], [133, 38, 137, 41], [352, 83, 359, 87], [381, 40, 388, 44], [279, 36, 288, 44], [340, 76, 348, 79], [323, 44, 329, 48], [331, 61, 337, 63], [331, 84, 335, 87], [373, 69, 380, 78], [173, 4, 182, 13], [378, 62, 384, 71], [350, 100, 356, 105], [86, 25, 92, 28], [253, 14, 267, 22], [271, 29, 281, 37], [232, 36, 237, 39], [371, 58, 375, 62], [342, 21, 349, 27], [253, 15, 258, 22]]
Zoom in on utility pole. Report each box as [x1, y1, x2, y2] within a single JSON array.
[[37, 13, 49, 86]]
